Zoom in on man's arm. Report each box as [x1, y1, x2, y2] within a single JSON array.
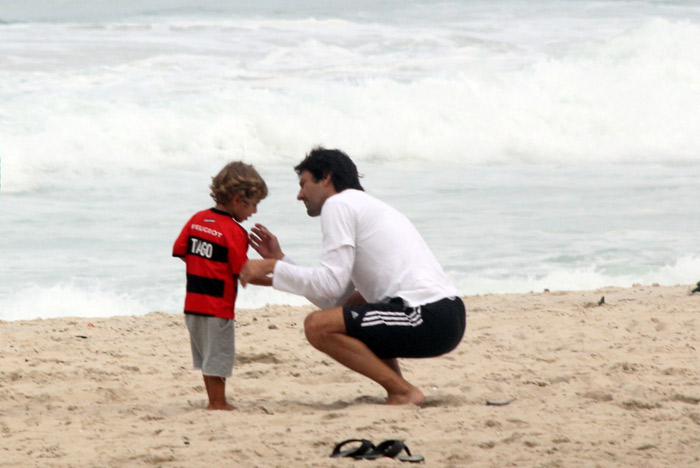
[[243, 202, 357, 306], [240, 258, 277, 287], [271, 245, 355, 301], [240, 246, 356, 309], [343, 290, 366, 306], [247, 276, 273, 287]]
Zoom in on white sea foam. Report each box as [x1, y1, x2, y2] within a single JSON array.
[[2, 7, 700, 194], [0, 283, 146, 322], [454, 255, 700, 296], [2, 255, 697, 322], [0, 282, 310, 322]]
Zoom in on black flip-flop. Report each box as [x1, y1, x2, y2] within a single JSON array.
[[330, 438, 375, 458], [395, 443, 424, 463], [360, 440, 404, 460], [359, 440, 425, 463]]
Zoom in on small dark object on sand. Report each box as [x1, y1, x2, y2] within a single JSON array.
[[598, 296, 605, 306], [486, 399, 515, 406]]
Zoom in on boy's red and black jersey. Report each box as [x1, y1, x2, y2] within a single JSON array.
[[172, 208, 248, 319]]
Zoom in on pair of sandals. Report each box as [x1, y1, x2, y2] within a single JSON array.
[[331, 438, 424, 463]]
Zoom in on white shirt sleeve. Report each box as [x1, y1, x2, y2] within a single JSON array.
[[273, 197, 357, 309], [279, 254, 297, 265], [273, 245, 356, 309]]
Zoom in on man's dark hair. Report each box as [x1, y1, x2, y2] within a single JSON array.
[[294, 147, 364, 192]]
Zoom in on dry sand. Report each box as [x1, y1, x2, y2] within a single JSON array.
[[1, 284, 699, 467]]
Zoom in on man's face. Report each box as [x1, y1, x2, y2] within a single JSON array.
[[297, 170, 332, 217]]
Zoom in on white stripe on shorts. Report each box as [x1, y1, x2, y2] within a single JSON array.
[[361, 307, 424, 328]]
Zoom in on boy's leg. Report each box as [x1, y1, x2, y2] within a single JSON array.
[[193, 316, 235, 411], [304, 307, 423, 405], [203, 375, 235, 411]]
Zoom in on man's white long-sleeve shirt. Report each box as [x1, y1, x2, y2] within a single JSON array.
[[272, 189, 457, 308]]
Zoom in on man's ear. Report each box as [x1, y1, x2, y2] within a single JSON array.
[[321, 173, 333, 187]]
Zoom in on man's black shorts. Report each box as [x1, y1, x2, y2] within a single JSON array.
[[343, 296, 466, 359]]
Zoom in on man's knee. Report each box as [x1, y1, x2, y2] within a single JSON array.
[[304, 311, 324, 346], [304, 308, 345, 347]]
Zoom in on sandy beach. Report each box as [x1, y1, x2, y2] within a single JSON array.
[[1, 284, 699, 467]]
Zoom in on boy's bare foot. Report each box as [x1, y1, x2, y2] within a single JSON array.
[[207, 402, 236, 411], [386, 386, 424, 406]]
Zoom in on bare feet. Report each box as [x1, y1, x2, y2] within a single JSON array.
[[386, 385, 424, 406], [203, 375, 233, 410], [207, 402, 236, 411]]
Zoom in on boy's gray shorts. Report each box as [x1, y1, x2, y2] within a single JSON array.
[[185, 314, 235, 378]]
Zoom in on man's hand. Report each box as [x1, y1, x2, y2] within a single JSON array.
[[240, 258, 277, 287], [249, 224, 284, 260]]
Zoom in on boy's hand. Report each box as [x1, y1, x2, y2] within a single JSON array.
[[249, 224, 284, 259]]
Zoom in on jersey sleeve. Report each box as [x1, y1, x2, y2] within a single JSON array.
[[172, 216, 194, 258], [227, 225, 249, 274]]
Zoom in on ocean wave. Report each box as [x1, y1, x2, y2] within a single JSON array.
[[0, 283, 311, 322], [0, 283, 147, 322], [453, 255, 700, 296], [2, 12, 699, 193], [3, 256, 698, 321]]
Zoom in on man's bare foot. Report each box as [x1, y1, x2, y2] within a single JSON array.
[[386, 386, 424, 405], [207, 403, 236, 411]]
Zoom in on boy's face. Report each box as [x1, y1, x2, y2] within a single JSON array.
[[227, 195, 260, 223]]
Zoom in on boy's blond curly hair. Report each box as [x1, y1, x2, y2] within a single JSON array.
[[210, 161, 268, 205]]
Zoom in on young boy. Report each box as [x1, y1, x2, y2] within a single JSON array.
[[173, 161, 269, 410]]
